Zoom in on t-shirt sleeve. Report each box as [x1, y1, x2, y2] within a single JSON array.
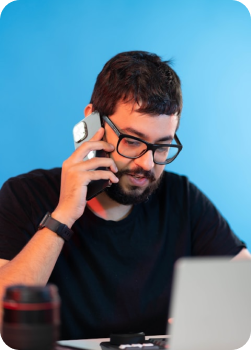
[[0, 178, 36, 260], [189, 182, 246, 256]]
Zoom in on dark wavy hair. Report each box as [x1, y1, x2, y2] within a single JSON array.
[[90, 51, 182, 127]]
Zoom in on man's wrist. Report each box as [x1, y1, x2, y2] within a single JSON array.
[[51, 209, 75, 229], [38, 212, 74, 242]]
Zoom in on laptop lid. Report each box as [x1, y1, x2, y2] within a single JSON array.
[[167, 257, 251, 350]]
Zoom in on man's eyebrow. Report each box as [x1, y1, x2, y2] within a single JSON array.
[[120, 127, 173, 142]]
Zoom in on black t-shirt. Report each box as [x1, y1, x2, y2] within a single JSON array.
[[0, 168, 246, 340]]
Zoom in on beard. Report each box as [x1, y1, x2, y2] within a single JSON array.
[[105, 167, 164, 205]]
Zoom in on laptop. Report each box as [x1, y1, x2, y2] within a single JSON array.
[[167, 257, 251, 350], [57, 258, 251, 350]]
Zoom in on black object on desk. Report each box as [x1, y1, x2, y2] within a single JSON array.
[[100, 333, 168, 350], [110, 332, 146, 345]]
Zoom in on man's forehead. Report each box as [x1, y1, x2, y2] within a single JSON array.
[[112, 100, 178, 120], [110, 103, 179, 142]]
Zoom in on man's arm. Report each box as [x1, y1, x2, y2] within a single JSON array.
[[232, 248, 251, 260], [0, 128, 118, 328], [0, 128, 118, 283]]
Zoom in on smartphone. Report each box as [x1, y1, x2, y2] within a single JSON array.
[[73, 111, 110, 200]]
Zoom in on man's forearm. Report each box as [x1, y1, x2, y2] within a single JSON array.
[[0, 227, 65, 329], [0, 227, 64, 286]]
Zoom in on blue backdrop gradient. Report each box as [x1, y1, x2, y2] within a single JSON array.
[[0, 0, 250, 247]]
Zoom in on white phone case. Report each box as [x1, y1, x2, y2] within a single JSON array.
[[72, 111, 110, 201], [73, 111, 101, 149]]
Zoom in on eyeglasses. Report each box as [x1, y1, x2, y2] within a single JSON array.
[[102, 116, 183, 165]]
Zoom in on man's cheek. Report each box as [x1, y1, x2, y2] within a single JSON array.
[[155, 166, 165, 179]]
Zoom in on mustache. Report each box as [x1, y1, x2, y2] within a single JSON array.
[[116, 167, 156, 182]]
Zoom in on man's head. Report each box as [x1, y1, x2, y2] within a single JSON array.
[[86, 51, 182, 205], [90, 51, 182, 127]]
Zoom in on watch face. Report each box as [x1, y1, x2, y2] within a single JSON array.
[[73, 121, 88, 143]]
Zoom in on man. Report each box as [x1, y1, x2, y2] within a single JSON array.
[[0, 51, 250, 340]]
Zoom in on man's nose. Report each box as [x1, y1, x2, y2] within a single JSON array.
[[133, 150, 155, 171]]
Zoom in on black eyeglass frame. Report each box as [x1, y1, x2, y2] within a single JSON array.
[[102, 116, 183, 165]]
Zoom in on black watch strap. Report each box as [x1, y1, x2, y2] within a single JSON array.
[[38, 212, 73, 241]]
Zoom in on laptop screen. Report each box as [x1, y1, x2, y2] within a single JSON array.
[[168, 258, 251, 350]]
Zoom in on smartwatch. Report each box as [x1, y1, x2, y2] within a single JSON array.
[[38, 212, 73, 241]]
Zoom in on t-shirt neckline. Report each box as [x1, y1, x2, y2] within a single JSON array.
[[84, 202, 141, 228]]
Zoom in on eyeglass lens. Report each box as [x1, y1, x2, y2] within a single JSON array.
[[118, 136, 179, 163]]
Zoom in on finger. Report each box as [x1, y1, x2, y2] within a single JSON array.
[[85, 169, 119, 184], [69, 140, 115, 164], [67, 160, 118, 179], [81, 156, 118, 173], [64, 164, 119, 187]]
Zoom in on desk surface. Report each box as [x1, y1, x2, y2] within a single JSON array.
[[58, 335, 169, 350]]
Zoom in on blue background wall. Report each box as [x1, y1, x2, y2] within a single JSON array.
[[0, 0, 250, 247]]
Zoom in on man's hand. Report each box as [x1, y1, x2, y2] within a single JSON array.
[[52, 127, 119, 227]]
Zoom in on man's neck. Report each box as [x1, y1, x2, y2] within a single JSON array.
[[87, 192, 133, 221]]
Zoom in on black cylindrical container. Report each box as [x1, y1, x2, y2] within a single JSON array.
[[2, 284, 60, 350]]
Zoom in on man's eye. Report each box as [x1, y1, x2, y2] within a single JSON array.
[[156, 146, 169, 154], [124, 138, 141, 146]]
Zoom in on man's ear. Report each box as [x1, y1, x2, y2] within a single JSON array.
[[84, 104, 93, 117]]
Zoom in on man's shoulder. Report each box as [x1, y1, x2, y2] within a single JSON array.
[[0, 168, 62, 214], [6, 167, 61, 182], [1, 168, 62, 193]]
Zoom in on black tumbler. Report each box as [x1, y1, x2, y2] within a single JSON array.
[[2, 284, 60, 350]]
